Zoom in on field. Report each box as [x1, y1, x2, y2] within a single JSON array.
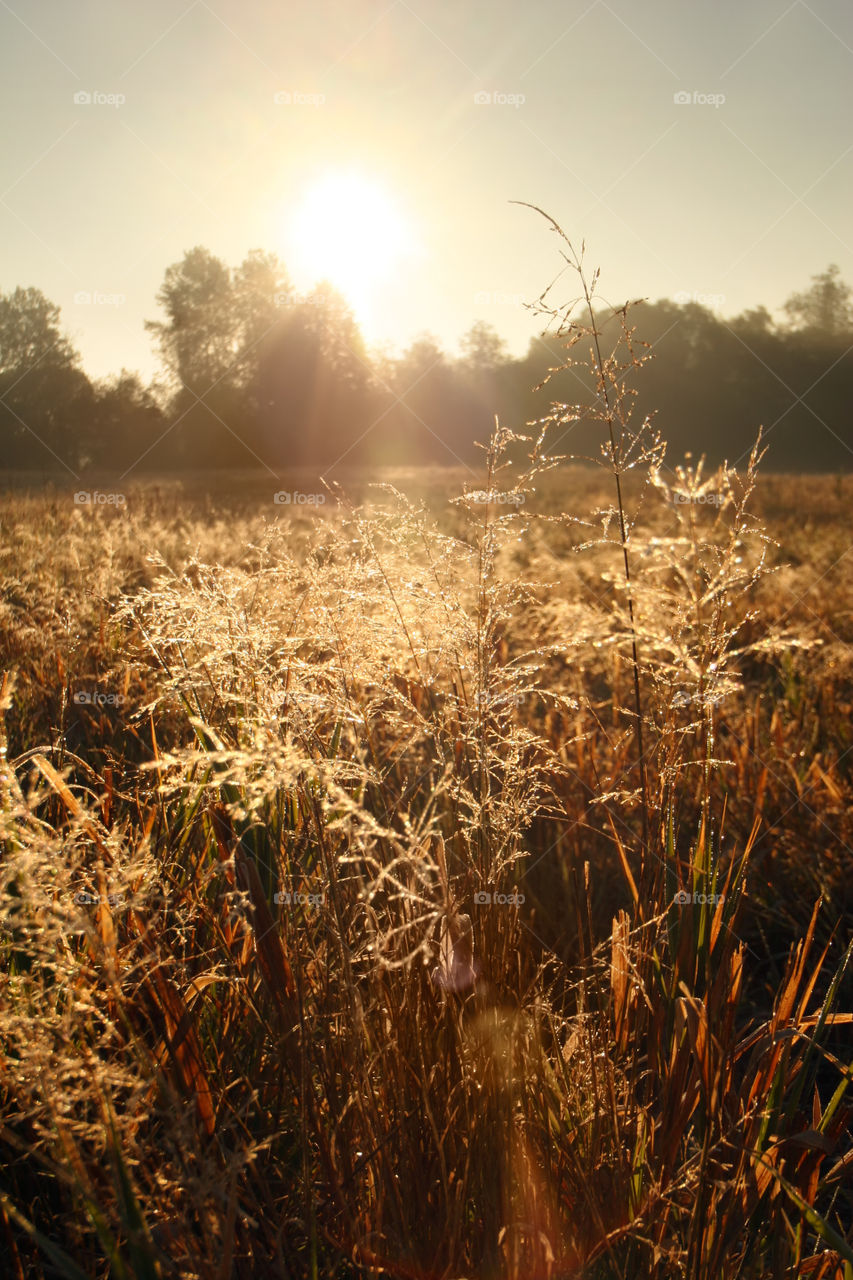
[[1, 444, 852, 1278]]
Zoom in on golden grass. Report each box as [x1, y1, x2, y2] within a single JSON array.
[[1, 253, 852, 1277]]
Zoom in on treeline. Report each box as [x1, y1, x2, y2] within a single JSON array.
[[1, 249, 852, 475]]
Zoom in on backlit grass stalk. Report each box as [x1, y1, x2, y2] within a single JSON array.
[[513, 201, 659, 876]]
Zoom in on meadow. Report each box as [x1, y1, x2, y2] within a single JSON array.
[[1, 278, 852, 1278]]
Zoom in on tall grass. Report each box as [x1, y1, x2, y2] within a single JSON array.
[[1, 225, 852, 1278]]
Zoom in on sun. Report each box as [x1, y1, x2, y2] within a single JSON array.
[[287, 172, 415, 328]]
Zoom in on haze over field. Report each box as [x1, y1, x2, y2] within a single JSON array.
[[1, 0, 851, 375]]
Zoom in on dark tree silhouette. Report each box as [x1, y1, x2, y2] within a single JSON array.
[[0, 286, 94, 470], [88, 371, 166, 474], [2, 257, 853, 476], [782, 264, 853, 337], [255, 283, 375, 469]]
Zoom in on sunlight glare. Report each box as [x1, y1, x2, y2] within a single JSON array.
[[288, 172, 416, 331]]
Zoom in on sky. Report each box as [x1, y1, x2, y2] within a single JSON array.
[[1, 0, 851, 383]]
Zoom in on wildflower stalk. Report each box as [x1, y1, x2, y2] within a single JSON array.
[[512, 201, 650, 870]]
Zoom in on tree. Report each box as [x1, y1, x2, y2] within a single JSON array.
[[88, 371, 166, 472], [231, 250, 293, 406], [146, 249, 376, 468], [255, 283, 375, 467], [377, 335, 473, 465], [0, 286, 77, 372], [145, 248, 264, 467], [458, 320, 508, 372], [0, 286, 93, 469], [145, 247, 235, 395], [782, 264, 853, 337], [731, 305, 775, 338], [455, 322, 516, 455]]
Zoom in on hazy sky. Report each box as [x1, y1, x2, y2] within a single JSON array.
[[1, 0, 851, 382]]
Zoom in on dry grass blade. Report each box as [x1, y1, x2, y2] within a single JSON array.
[[1, 228, 851, 1278], [144, 965, 216, 1138]]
